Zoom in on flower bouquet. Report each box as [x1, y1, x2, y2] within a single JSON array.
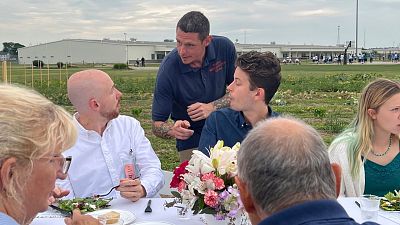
[[168, 141, 244, 224]]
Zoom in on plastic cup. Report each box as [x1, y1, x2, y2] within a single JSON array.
[[359, 194, 380, 222]]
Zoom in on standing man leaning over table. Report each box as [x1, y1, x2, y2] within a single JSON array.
[[152, 11, 237, 162], [57, 69, 164, 202], [198, 51, 281, 155], [235, 117, 379, 225]]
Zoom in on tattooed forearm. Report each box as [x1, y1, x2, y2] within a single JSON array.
[[212, 93, 230, 110], [152, 122, 174, 139]]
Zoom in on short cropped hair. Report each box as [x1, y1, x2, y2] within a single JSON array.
[[177, 11, 210, 41], [236, 51, 281, 104], [237, 117, 336, 213]]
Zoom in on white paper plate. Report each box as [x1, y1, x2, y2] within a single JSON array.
[[134, 222, 175, 225], [88, 209, 136, 225]]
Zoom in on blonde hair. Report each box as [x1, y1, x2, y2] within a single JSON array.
[[330, 78, 400, 178], [0, 84, 77, 210]]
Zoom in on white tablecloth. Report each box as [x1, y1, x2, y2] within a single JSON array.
[[337, 197, 399, 225], [32, 198, 204, 225], [30, 197, 399, 225]]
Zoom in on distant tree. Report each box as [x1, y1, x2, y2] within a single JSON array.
[[2, 42, 25, 56]]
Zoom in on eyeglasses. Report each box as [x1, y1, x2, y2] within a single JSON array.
[[39, 155, 72, 174]]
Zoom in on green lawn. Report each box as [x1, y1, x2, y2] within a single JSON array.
[[2, 63, 400, 171]]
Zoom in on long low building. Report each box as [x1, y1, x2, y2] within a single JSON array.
[[18, 38, 358, 65]]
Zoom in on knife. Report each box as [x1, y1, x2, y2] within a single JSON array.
[[49, 204, 72, 217]]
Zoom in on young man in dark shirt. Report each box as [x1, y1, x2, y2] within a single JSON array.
[[198, 51, 281, 155]]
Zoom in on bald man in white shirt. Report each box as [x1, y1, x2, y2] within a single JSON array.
[[57, 69, 164, 202]]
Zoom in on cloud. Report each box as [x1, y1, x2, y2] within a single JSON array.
[[293, 8, 339, 17], [0, 0, 399, 48]]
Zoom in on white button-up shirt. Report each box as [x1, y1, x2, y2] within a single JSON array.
[[57, 114, 164, 198]]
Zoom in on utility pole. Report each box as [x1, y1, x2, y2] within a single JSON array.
[[355, 0, 359, 57]]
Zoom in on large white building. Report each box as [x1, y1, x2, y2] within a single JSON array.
[[18, 38, 357, 65]]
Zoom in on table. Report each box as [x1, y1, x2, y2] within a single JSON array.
[[31, 197, 399, 225], [32, 198, 205, 225], [338, 197, 399, 224]]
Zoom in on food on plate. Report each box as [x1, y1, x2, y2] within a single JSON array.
[[380, 190, 400, 211], [57, 197, 112, 213], [98, 211, 121, 224]]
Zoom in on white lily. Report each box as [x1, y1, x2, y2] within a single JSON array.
[[210, 141, 240, 176], [186, 150, 214, 174]]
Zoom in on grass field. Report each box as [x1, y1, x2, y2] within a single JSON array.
[[2, 62, 400, 171]]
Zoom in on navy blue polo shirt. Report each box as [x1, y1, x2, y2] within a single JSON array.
[[152, 36, 236, 151], [258, 200, 379, 225], [198, 107, 278, 156]]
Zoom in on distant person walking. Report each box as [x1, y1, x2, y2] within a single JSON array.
[[136, 58, 140, 67], [141, 57, 145, 67]]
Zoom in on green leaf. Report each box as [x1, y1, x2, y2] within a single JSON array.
[[171, 191, 182, 199], [200, 207, 217, 215], [192, 199, 201, 215], [163, 199, 177, 208]]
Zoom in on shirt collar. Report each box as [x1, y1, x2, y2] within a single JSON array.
[[237, 105, 276, 128], [73, 112, 114, 137], [259, 200, 350, 225]]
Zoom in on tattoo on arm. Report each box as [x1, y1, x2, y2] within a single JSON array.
[[212, 93, 230, 110], [152, 122, 174, 139]]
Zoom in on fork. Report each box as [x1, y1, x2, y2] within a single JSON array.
[[49, 204, 72, 217], [94, 185, 120, 198], [94, 176, 140, 197]]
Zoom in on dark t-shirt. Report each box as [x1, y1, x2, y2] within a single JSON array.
[[258, 200, 380, 225], [198, 107, 278, 156], [152, 35, 236, 151]]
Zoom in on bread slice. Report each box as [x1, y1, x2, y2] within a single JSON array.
[[98, 211, 121, 224]]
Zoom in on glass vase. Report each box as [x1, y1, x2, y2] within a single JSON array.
[[201, 213, 250, 225]]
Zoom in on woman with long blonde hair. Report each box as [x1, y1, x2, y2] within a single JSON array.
[[329, 78, 400, 197]]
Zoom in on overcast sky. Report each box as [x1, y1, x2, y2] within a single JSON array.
[[1, 0, 399, 48]]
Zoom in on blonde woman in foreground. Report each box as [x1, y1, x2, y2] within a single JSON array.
[[0, 84, 100, 225], [329, 78, 400, 197]]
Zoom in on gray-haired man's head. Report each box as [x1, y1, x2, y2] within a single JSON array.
[[236, 117, 336, 217]]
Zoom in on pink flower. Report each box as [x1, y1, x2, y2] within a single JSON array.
[[204, 190, 219, 208], [201, 172, 216, 181], [201, 173, 225, 190], [213, 177, 225, 190], [178, 180, 186, 192]]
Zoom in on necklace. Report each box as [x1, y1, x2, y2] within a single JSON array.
[[371, 134, 392, 157]]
